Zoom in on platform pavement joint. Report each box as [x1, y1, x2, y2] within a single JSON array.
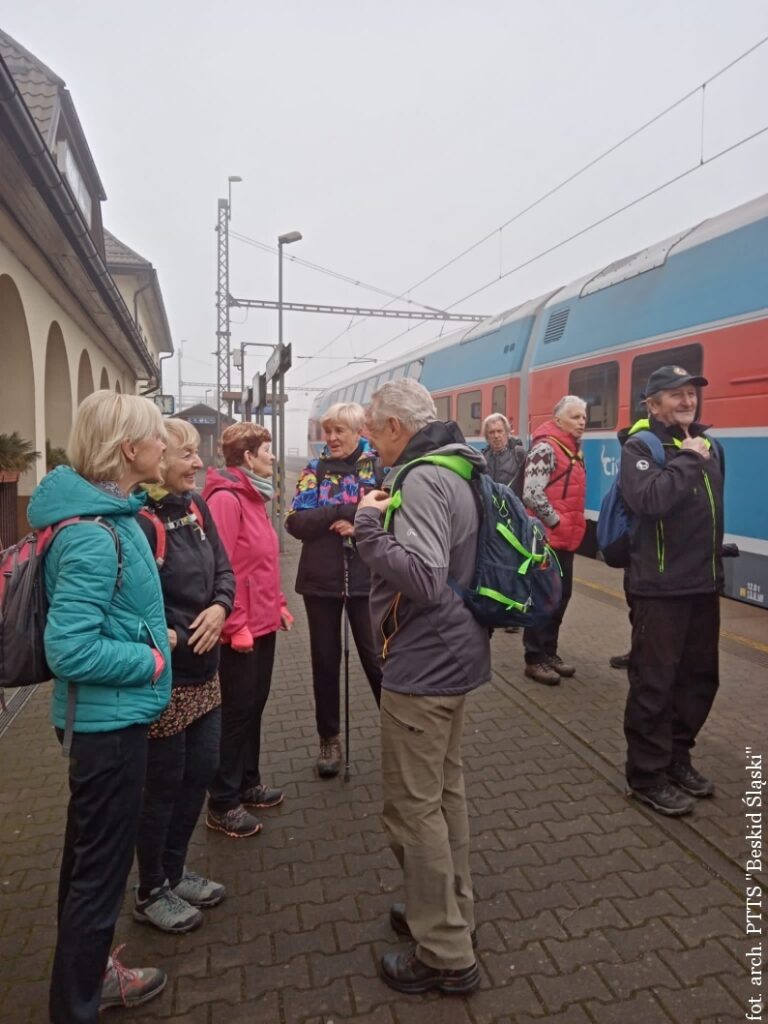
[[0, 536, 763, 1023]]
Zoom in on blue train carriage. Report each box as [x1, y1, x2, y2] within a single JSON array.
[[525, 192, 768, 607]]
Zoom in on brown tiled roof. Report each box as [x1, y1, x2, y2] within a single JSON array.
[[103, 228, 151, 269], [0, 29, 62, 144]]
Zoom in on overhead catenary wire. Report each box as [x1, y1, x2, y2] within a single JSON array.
[[300, 32, 768, 386]]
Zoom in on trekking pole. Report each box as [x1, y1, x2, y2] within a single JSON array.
[[342, 536, 353, 783]]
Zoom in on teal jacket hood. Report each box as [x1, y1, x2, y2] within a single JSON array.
[[28, 466, 147, 528]]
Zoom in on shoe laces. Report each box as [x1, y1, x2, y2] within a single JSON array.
[[106, 944, 138, 1006]]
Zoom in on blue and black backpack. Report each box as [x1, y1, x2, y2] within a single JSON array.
[[383, 454, 562, 629], [596, 430, 665, 568]]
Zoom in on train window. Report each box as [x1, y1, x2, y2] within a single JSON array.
[[406, 359, 424, 380], [630, 344, 703, 420], [492, 385, 507, 417], [434, 395, 451, 420], [457, 390, 482, 436], [391, 365, 406, 380], [352, 381, 364, 402], [569, 361, 619, 429]]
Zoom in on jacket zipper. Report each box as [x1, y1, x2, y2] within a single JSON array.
[[702, 470, 717, 581], [656, 521, 665, 574]]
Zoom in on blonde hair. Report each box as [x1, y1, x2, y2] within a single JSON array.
[[320, 402, 365, 433], [68, 390, 166, 482], [164, 418, 201, 451], [220, 422, 271, 467]]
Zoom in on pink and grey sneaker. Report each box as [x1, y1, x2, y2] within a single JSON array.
[[99, 944, 167, 1011]]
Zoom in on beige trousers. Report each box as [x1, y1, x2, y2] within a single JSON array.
[[380, 688, 475, 969]]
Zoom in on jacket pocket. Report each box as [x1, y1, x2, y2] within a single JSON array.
[[381, 704, 425, 735]]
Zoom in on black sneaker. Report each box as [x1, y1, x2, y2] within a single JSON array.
[[241, 784, 284, 809], [628, 782, 695, 817], [206, 804, 262, 837], [609, 652, 630, 669], [390, 903, 477, 949], [380, 948, 480, 995], [668, 762, 715, 798]]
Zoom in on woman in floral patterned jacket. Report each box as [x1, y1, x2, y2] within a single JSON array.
[[286, 403, 383, 777]]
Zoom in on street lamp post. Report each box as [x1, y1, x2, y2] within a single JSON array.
[[275, 230, 302, 547]]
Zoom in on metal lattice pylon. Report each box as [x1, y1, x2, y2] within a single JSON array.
[[215, 198, 230, 415]]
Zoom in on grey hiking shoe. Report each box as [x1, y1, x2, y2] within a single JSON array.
[[317, 735, 342, 778], [99, 944, 167, 1011], [172, 870, 226, 908], [133, 883, 202, 933], [241, 783, 284, 808], [206, 803, 262, 838], [628, 782, 695, 817], [667, 761, 715, 798]]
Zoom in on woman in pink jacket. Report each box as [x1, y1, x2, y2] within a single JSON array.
[[202, 423, 293, 838]]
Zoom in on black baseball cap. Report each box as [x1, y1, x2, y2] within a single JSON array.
[[643, 365, 708, 398]]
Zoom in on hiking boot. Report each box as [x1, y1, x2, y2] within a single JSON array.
[[503, 626, 520, 634], [206, 804, 262, 838], [390, 902, 477, 949], [172, 870, 226, 908], [547, 655, 576, 677], [99, 945, 167, 1011], [668, 761, 715, 798], [133, 883, 203, 933], [380, 947, 480, 995], [609, 652, 630, 669], [628, 782, 695, 817], [524, 662, 560, 686], [241, 783, 284, 809], [317, 735, 342, 778]]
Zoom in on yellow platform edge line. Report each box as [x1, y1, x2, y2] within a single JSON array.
[[573, 575, 768, 655]]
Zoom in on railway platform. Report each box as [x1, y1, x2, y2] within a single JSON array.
[[0, 539, 765, 1024]]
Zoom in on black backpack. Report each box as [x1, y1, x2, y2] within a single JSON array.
[[384, 454, 562, 629], [0, 517, 122, 752]]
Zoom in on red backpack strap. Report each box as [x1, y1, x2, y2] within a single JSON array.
[[137, 508, 167, 566]]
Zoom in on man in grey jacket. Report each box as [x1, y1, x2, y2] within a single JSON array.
[[354, 378, 490, 996], [481, 412, 526, 498]]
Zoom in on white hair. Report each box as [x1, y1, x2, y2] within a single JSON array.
[[482, 413, 511, 436], [553, 395, 587, 418], [320, 402, 365, 433], [368, 378, 437, 433]]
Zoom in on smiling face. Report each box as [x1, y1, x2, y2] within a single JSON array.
[[485, 420, 510, 453], [163, 440, 203, 494], [323, 420, 361, 460], [245, 440, 274, 478], [555, 402, 587, 441], [646, 385, 699, 431]]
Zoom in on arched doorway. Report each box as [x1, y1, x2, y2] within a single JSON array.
[[115, 379, 122, 394], [77, 350, 95, 404], [100, 367, 109, 390], [44, 323, 73, 467], [0, 274, 37, 541]]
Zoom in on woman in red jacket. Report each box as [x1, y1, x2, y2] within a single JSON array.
[[202, 423, 293, 838], [522, 395, 587, 686]]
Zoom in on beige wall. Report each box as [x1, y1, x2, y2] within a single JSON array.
[[0, 238, 137, 492]]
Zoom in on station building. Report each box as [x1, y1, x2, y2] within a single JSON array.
[[0, 29, 173, 540]]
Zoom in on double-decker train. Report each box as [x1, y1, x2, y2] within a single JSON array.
[[307, 192, 768, 607]]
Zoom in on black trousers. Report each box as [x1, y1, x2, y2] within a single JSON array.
[[624, 593, 720, 789], [50, 723, 149, 1024], [208, 634, 276, 811], [136, 706, 221, 892], [303, 595, 382, 739], [523, 550, 574, 664]]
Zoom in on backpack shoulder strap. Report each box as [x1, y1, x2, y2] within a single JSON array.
[[50, 516, 124, 587], [383, 454, 474, 530], [630, 430, 666, 466], [137, 508, 167, 566]]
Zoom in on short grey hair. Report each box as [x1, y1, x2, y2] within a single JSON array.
[[482, 413, 511, 437], [320, 402, 365, 433], [553, 395, 587, 418], [368, 378, 437, 433]]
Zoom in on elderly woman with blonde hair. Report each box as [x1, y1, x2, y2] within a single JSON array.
[[26, 390, 171, 1021], [132, 418, 235, 933], [286, 401, 382, 778]]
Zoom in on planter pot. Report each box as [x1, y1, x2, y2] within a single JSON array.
[[0, 470, 20, 484]]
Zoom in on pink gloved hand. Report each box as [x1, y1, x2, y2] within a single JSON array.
[[230, 626, 254, 653], [150, 648, 165, 682]]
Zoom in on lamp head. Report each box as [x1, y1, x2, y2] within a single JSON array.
[[228, 175, 243, 183], [278, 230, 302, 245]]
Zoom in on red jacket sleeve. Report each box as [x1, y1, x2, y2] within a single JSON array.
[[207, 490, 248, 638]]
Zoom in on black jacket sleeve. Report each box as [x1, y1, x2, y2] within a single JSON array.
[[192, 494, 235, 613]]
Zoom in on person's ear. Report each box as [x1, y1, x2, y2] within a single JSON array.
[[121, 439, 136, 463]]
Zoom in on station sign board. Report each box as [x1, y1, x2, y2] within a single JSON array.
[[153, 394, 175, 415], [265, 343, 292, 382]]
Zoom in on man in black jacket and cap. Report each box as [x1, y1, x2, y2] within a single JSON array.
[[620, 365, 725, 817]]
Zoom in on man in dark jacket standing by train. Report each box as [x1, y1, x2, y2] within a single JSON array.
[[481, 413, 526, 498], [621, 365, 725, 817], [354, 378, 489, 997]]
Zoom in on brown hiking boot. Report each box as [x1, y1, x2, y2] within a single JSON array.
[[317, 735, 342, 778], [547, 655, 576, 677], [524, 662, 560, 686]]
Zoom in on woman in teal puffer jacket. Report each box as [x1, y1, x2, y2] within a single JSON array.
[[26, 391, 172, 1024]]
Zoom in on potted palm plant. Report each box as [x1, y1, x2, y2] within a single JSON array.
[[0, 432, 40, 483], [46, 440, 70, 472]]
